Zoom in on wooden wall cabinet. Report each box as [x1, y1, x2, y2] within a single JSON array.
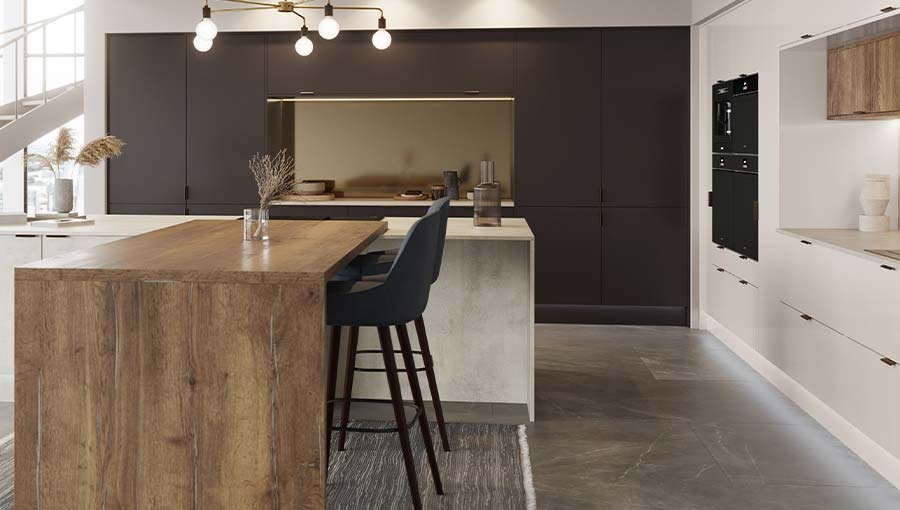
[[828, 32, 900, 119]]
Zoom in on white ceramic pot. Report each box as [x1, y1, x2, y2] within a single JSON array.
[[860, 174, 890, 216], [52, 178, 74, 213]]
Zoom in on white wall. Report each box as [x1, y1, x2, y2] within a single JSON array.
[[83, 0, 692, 213], [692, 0, 743, 23]]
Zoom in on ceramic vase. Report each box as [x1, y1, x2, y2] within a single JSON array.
[[860, 174, 890, 216], [52, 178, 74, 213]]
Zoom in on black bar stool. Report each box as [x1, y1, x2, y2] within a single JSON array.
[[325, 201, 447, 509], [334, 198, 452, 454]]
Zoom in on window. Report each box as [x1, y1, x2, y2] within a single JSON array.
[[25, 115, 85, 214]]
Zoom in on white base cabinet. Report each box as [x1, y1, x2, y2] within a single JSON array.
[[708, 263, 759, 349], [41, 235, 126, 259]]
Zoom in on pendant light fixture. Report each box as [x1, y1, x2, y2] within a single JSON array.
[[195, 1, 391, 54], [317, 3, 340, 40]]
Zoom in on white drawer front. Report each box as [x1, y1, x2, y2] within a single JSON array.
[[709, 243, 759, 285], [708, 264, 758, 348]]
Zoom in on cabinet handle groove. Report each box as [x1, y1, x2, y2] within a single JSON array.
[[800, 314, 813, 321], [15, 234, 37, 238], [800, 240, 812, 245], [464, 90, 481, 95], [46, 235, 70, 238], [880, 264, 896, 271], [853, 110, 868, 115], [882, 7, 897, 13], [880, 357, 898, 366]]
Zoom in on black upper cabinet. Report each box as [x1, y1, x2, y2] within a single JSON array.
[[515, 30, 604, 207], [107, 34, 187, 206], [187, 33, 266, 205], [600, 28, 690, 207], [731, 93, 758, 154], [266, 30, 515, 95], [601, 207, 688, 307], [517, 207, 603, 306]]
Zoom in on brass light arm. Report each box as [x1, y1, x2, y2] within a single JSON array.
[[292, 10, 308, 24], [217, 0, 280, 8], [295, 5, 385, 17], [211, 6, 277, 12]]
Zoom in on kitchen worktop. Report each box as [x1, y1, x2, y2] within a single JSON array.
[[272, 198, 516, 207], [778, 228, 900, 266], [0, 215, 533, 241]]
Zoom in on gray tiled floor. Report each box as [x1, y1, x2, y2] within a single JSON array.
[[528, 325, 900, 510]]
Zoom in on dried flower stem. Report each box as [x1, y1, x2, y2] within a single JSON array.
[[249, 149, 296, 211]]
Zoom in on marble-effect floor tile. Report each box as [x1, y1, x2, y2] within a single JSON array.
[[529, 325, 900, 510]]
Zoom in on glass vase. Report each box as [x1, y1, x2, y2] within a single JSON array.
[[244, 208, 269, 241], [474, 161, 501, 227]]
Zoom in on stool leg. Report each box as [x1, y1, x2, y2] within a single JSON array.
[[414, 316, 451, 452], [337, 326, 359, 451], [397, 324, 444, 495], [377, 326, 423, 509], [325, 325, 342, 470]]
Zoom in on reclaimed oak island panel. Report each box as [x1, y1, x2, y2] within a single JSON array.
[[15, 219, 387, 509]]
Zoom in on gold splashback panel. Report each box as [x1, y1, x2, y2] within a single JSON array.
[[280, 98, 514, 198]]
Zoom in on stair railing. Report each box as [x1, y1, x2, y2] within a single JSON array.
[[1, 5, 84, 123]]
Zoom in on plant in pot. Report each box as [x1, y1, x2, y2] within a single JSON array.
[[247, 149, 295, 241], [27, 128, 125, 214]]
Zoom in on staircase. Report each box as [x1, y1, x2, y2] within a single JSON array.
[[0, 5, 85, 162]]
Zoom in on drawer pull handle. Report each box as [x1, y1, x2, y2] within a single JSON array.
[[46, 235, 70, 238], [800, 240, 812, 245], [880, 357, 898, 367], [15, 234, 37, 238], [717, 268, 726, 273], [739, 280, 749, 285], [739, 255, 749, 260], [717, 245, 725, 250], [880, 264, 896, 271], [800, 314, 813, 321]]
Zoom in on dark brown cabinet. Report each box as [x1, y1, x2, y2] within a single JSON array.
[[187, 33, 266, 205], [266, 30, 515, 96], [732, 172, 758, 260], [517, 207, 603, 306], [712, 169, 733, 247], [600, 28, 690, 207], [107, 34, 187, 207], [515, 30, 603, 207], [600, 207, 688, 308]]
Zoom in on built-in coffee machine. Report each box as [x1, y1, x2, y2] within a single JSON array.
[[711, 74, 759, 261]]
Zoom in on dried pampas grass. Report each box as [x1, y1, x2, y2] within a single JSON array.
[[250, 149, 296, 210], [76, 136, 125, 167], [27, 128, 125, 179]]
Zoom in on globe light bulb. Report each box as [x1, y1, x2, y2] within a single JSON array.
[[193, 35, 213, 53], [372, 29, 391, 50], [295, 36, 314, 56], [196, 18, 218, 40], [318, 16, 340, 40]]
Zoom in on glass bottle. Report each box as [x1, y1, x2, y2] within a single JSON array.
[[474, 161, 501, 227]]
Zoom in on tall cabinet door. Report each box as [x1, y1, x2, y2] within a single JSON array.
[[600, 28, 690, 207], [107, 34, 187, 207], [515, 31, 603, 206], [732, 172, 758, 259], [517, 207, 602, 306], [712, 169, 734, 247], [601, 207, 688, 307], [187, 33, 266, 205], [731, 93, 758, 154]]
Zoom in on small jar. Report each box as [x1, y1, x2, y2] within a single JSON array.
[[474, 161, 501, 227], [431, 184, 447, 200]]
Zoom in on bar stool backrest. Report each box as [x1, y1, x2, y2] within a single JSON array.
[[426, 197, 451, 284], [382, 203, 443, 322]]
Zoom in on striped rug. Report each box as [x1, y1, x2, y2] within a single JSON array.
[[0, 422, 535, 509]]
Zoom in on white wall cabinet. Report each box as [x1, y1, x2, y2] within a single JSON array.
[[0, 235, 43, 395], [41, 235, 125, 259]]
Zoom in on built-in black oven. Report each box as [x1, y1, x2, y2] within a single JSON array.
[[711, 73, 759, 261]]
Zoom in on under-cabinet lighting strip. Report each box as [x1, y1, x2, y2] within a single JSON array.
[[267, 97, 515, 102]]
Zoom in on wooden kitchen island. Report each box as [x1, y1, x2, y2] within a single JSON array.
[[14, 219, 386, 509]]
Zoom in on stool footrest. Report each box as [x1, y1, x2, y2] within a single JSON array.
[[327, 398, 421, 433], [353, 349, 427, 373]]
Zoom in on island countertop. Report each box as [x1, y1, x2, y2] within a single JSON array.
[[18, 219, 388, 284]]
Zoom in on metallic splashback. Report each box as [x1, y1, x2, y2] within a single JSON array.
[[269, 98, 514, 198]]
